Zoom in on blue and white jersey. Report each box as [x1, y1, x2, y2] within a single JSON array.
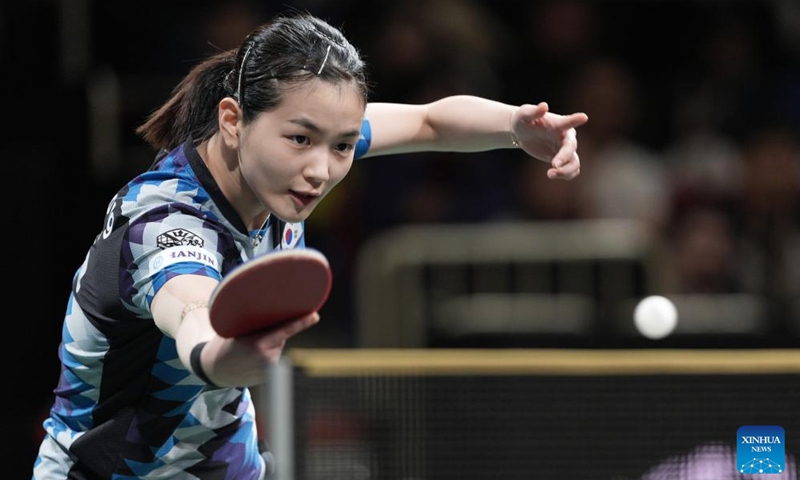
[[32, 119, 372, 480]]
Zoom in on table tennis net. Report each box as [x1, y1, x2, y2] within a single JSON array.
[[263, 349, 800, 480]]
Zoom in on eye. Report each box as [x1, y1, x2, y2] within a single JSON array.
[[335, 143, 354, 153], [291, 135, 310, 146]]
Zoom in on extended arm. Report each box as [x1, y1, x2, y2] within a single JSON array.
[[362, 96, 588, 180], [150, 274, 318, 387]]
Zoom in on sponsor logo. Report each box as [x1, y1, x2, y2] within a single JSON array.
[[157, 228, 204, 249], [149, 246, 219, 273]]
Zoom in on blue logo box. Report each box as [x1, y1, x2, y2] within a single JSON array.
[[737, 425, 786, 474]]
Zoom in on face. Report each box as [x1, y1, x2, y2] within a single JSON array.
[[237, 79, 365, 223]]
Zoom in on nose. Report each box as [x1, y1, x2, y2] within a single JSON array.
[[302, 149, 331, 185]]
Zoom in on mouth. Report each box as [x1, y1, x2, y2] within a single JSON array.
[[289, 190, 320, 208]]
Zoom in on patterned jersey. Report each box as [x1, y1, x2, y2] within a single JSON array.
[[32, 119, 372, 480]]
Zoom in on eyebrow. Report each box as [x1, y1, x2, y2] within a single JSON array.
[[289, 118, 361, 139]]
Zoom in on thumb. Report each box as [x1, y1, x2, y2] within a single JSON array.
[[516, 102, 549, 124]]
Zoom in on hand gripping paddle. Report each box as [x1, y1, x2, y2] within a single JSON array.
[[209, 248, 332, 338]]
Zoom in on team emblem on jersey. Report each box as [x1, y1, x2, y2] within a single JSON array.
[[157, 228, 204, 249]]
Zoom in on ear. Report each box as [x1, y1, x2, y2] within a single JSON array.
[[219, 97, 242, 149]]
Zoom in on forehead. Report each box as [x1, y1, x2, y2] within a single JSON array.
[[269, 79, 365, 131]]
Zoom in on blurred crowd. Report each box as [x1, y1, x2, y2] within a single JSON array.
[[30, 0, 800, 346], [303, 0, 800, 345], [4, 0, 800, 474]]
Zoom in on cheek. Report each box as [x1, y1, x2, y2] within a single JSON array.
[[330, 158, 354, 185], [244, 146, 290, 180]]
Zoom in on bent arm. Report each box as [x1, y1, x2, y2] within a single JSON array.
[[151, 273, 218, 377], [151, 273, 318, 387]]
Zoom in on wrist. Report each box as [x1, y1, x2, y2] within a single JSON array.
[[509, 110, 520, 148], [190, 341, 218, 387]]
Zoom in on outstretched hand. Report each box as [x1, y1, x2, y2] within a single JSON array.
[[511, 102, 588, 180], [204, 312, 320, 387]]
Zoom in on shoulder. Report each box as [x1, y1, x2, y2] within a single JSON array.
[[354, 117, 372, 160]]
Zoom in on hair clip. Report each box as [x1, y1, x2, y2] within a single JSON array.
[[237, 45, 253, 101], [318, 45, 331, 75]]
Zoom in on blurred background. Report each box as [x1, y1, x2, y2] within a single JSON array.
[[4, 0, 800, 476]]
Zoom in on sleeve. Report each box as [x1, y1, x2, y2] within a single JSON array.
[[354, 117, 372, 160], [122, 205, 234, 312]]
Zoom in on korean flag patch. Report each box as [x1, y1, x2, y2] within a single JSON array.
[[281, 222, 303, 249]]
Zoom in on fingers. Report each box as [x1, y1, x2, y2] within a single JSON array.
[[246, 312, 320, 346], [275, 312, 320, 339], [514, 103, 586, 180], [209, 312, 320, 385], [545, 112, 589, 132], [516, 102, 549, 123], [562, 112, 589, 130], [548, 129, 581, 180], [517, 104, 588, 130], [547, 152, 581, 180]]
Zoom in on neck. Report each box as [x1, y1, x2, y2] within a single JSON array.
[[199, 135, 268, 230]]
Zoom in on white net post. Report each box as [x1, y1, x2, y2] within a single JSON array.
[[266, 356, 295, 480]]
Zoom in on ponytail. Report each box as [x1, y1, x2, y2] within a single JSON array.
[[136, 50, 237, 151]]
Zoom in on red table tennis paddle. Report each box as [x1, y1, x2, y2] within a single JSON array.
[[209, 248, 332, 338]]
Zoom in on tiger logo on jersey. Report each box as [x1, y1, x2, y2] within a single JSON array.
[[157, 228, 204, 249]]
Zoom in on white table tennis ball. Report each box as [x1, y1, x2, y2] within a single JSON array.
[[634, 295, 678, 339]]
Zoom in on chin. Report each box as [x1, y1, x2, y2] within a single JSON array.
[[272, 208, 312, 224], [267, 195, 320, 223]]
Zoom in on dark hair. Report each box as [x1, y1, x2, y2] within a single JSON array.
[[136, 13, 369, 151]]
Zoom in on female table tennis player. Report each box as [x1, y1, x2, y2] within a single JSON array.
[[32, 12, 587, 479]]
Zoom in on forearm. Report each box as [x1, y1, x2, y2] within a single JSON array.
[[424, 95, 518, 152], [151, 275, 268, 387], [364, 95, 518, 156]]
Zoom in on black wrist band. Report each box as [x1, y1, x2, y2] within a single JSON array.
[[190, 342, 218, 387]]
